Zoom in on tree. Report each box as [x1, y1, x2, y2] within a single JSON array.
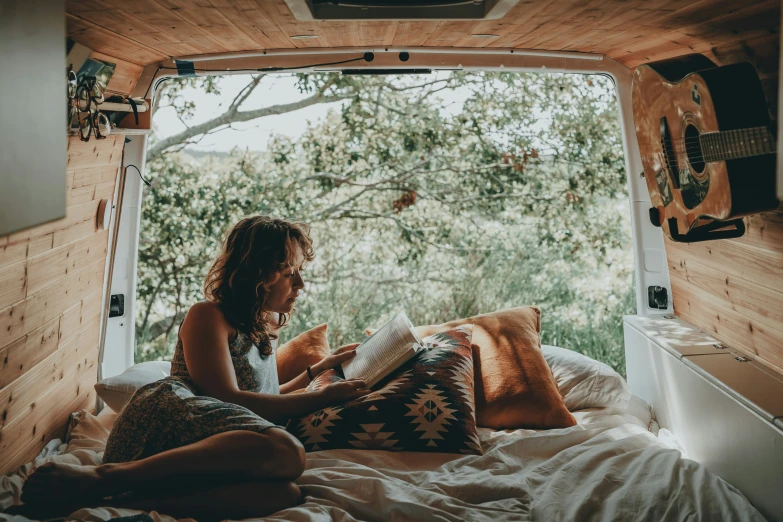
[[137, 71, 634, 373]]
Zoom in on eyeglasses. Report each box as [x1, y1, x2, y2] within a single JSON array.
[[67, 67, 78, 128], [75, 75, 105, 110], [78, 101, 114, 142], [68, 71, 112, 142], [67, 67, 78, 98]]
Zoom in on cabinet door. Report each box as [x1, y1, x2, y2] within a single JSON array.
[[684, 353, 783, 423], [0, 0, 66, 236]]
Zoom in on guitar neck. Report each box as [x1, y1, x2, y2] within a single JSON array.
[[700, 126, 776, 162]]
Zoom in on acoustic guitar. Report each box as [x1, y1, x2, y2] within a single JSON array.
[[632, 56, 779, 242]]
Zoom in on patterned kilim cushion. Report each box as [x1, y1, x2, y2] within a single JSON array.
[[287, 325, 482, 455]]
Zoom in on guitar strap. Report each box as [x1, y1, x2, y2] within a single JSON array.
[[125, 97, 139, 126]]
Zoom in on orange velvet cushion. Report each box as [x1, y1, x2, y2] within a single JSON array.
[[276, 323, 330, 384], [413, 307, 576, 430]]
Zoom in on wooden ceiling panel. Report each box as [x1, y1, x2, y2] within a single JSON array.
[[153, 0, 262, 51], [65, 0, 779, 72], [207, 0, 295, 49], [390, 22, 441, 47], [66, 13, 168, 65], [99, 0, 233, 54]]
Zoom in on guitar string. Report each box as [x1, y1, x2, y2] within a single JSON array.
[[649, 139, 774, 161], [660, 142, 775, 159], [658, 137, 773, 152], [660, 137, 773, 149], [659, 137, 775, 160], [660, 129, 772, 145], [656, 127, 772, 146], [660, 144, 774, 157], [649, 151, 770, 164], [656, 148, 772, 161], [642, 147, 773, 164]]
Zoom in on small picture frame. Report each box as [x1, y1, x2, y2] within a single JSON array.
[[76, 57, 116, 92]]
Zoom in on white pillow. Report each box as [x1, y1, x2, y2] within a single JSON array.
[[541, 345, 630, 411], [94, 361, 171, 413]]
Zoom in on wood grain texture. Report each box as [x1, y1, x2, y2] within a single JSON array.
[[89, 51, 144, 96], [0, 317, 60, 391], [65, 12, 168, 65], [0, 135, 121, 474], [632, 64, 732, 238], [667, 210, 783, 373], [0, 386, 96, 476], [0, 260, 106, 351], [61, 0, 775, 77]]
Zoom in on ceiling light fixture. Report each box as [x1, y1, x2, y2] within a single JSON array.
[[290, 34, 320, 40]]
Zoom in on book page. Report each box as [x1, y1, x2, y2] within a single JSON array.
[[342, 311, 418, 381]]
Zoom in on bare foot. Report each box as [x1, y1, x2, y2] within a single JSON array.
[[16, 462, 114, 516]]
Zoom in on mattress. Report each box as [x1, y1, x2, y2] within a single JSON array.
[[0, 394, 764, 521]]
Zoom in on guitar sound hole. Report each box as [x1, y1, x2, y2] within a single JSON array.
[[684, 124, 705, 174]]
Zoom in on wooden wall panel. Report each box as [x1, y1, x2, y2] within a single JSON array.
[[661, 14, 782, 376], [90, 51, 144, 97], [0, 317, 60, 390], [667, 209, 783, 374], [0, 134, 122, 475]]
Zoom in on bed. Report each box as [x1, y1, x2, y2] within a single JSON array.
[[0, 356, 764, 522]]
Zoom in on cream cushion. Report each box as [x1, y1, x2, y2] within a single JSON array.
[[541, 345, 630, 411], [94, 361, 171, 413]]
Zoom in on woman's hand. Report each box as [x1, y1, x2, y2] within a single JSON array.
[[318, 379, 371, 406], [311, 343, 360, 375]]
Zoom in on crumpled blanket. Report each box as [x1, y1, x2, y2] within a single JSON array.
[[0, 397, 764, 522]]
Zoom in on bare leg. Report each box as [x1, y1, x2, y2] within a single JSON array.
[[17, 428, 305, 514], [10, 479, 302, 522]]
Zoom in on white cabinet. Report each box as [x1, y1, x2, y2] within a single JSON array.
[[624, 315, 783, 522]]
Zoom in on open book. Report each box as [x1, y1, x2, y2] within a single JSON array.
[[341, 311, 424, 388]]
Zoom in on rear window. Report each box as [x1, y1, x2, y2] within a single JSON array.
[[136, 71, 633, 375]]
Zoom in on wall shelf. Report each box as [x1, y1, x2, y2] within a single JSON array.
[[68, 127, 151, 136], [96, 101, 148, 113]]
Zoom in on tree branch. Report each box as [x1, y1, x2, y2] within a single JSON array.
[[228, 75, 263, 112], [147, 86, 353, 162], [145, 311, 188, 343]]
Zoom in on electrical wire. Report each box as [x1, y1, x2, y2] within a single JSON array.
[[126, 164, 151, 187], [142, 53, 373, 100]]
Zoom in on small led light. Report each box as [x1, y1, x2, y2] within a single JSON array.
[[471, 34, 500, 38], [290, 34, 319, 40]]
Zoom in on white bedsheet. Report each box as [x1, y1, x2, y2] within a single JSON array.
[[0, 397, 764, 522]]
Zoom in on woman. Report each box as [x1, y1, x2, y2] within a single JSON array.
[[17, 216, 370, 520]]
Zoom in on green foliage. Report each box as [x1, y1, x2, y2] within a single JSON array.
[[137, 71, 635, 375]]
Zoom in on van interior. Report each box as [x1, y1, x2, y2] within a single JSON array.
[[1, 1, 782, 520]]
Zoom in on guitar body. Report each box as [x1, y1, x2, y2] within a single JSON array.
[[632, 58, 778, 241]]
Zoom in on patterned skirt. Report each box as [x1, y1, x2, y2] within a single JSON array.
[[103, 377, 279, 464]]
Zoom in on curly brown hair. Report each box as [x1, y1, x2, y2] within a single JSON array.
[[204, 216, 314, 355]]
